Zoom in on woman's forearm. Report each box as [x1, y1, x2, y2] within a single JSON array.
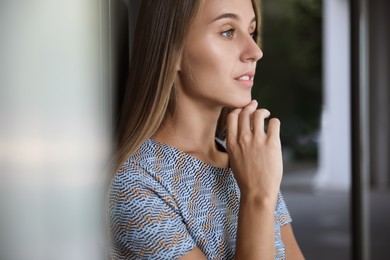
[[234, 193, 276, 260]]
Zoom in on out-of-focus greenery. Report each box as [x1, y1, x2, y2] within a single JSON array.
[[254, 0, 322, 161]]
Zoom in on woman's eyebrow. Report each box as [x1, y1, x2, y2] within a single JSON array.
[[210, 13, 256, 24]]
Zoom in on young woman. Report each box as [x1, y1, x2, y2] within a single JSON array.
[[109, 0, 304, 259]]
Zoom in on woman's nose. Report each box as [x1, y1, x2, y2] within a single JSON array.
[[240, 35, 263, 62]]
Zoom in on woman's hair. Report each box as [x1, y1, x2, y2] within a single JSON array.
[[114, 0, 261, 173]]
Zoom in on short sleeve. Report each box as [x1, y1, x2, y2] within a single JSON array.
[[274, 191, 292, 226], [109, 161, 196, 259]]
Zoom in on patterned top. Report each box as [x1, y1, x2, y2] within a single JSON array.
[[110, 139, 292, 259]]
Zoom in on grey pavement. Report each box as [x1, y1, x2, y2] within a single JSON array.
[[281, 168, 390, 260]]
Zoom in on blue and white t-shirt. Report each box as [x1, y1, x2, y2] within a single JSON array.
[[110, 138, 292, 259]]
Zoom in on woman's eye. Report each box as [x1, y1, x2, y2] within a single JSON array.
[[221, 29, 235, 38]]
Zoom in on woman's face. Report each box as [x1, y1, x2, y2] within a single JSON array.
[[177, 0, 263, 109]]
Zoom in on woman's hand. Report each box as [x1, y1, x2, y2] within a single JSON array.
[[226, 99, 283, 202]]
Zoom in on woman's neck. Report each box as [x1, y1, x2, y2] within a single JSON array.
[[152, 98, 228, 168]]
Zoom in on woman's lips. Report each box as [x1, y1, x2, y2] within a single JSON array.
[[235, 72, 255, 87]]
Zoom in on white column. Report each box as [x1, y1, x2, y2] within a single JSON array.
[[315, 0, 351, 190], [0, 1, 111, 259]]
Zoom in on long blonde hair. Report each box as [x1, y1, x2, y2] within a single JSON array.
[[114, 0, 261, 173]]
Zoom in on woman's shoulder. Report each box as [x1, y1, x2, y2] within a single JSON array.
[[120, 138, 172, 168], [114, 139, 180, 184], [110, 139, 181, 211]]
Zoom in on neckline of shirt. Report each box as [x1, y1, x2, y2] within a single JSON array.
[[147, 138, 231, 173]]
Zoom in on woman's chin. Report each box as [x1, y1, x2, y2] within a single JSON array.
[[228, 98, 253, 109]]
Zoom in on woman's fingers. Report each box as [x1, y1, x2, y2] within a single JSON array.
[[266, 118, 281, 142], [225, 103, 283, 199], [227, 100, 280, 145], [238, 100, 258, 137], [226, 108, 241, 145], [228, 101, 274, 139], [252, 108, 271, 137], [227, 100, 257, 145]]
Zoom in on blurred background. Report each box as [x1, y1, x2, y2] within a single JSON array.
[[254, 0, 390, 259], [0, 1, 111, 259], [0, 0, 389, 259]]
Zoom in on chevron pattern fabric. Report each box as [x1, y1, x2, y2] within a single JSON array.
[[109, 139, 291, 259]]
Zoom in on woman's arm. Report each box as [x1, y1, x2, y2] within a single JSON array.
[[227, 100, 283, 259], [180, 100, 283, 259], [181, 100, 289, 259], [282, 224, 305, 259], [234, 192, 276, 259]]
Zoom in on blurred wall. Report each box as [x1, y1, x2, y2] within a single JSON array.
[[0, 1, 114, 259]]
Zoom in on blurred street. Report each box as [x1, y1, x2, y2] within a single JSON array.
[[282, 166, 390, 260]]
